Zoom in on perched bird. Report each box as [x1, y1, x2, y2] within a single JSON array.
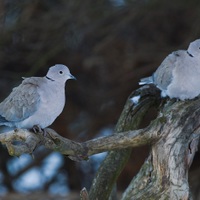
[[0, 64, 76, 129], [139, 39, 200, 100]]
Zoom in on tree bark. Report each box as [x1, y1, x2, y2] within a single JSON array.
[[121, 96, 200, 200], [88, 85, 160, 200]]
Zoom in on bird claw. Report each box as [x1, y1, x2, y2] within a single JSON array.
[[32, 125, 48, 137], [32, 125, 43, 133]]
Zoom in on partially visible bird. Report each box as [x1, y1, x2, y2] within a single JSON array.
[[0, 64, 76, 129], [139, 39, 200, 100]]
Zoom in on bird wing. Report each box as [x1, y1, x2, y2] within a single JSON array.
[[153, 51, 181, 90], [0, 77, 41, 122]]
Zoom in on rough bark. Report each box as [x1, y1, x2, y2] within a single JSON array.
[[0, 85, 199, 199], [122, 99, 200, 200], [88, 85, 160, 200]]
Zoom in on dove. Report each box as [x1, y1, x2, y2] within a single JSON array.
[[139, 39, 200, 100], [0, 64, 76, 129]]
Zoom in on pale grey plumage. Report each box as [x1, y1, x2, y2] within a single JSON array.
[[0, 64, 75, 129], [139, 39, 200, 100]]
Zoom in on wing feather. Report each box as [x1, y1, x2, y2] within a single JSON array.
[[153, 51, 181, 90], [0, 77, 41, 122]]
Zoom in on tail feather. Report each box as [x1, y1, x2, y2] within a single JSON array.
[[0, 115, 9, 123], [139, 76, 153, 85], [0, 115, 14, 128]]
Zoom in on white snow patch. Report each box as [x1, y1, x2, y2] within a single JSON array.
[[130, 95, 141, 104]]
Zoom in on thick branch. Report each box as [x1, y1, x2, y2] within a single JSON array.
[[0, 123, 159, 159], [88, 85, 161, 200], [121, 97, 200, 200], [84, 128, 158, 155], [0, 128, 83, 158]]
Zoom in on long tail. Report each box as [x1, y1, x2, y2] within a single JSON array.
[[139, 76, 153, 85]]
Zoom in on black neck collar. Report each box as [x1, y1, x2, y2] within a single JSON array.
[[187, 51, 194, 57], [45, 76, 55, 81]]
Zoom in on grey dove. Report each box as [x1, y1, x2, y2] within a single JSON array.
[[0, 64, 75, 129], [139, 39, 200, 100]]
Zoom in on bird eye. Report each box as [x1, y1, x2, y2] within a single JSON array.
[[59, 71, 63, 74]]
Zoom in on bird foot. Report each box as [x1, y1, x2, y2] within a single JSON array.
[[32, 125, 49, 138], [32, 125, 43, 133]]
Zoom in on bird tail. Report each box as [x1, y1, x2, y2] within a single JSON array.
[[0, 115, 9, 123], [139, 76, 153, 85], [0, 115, 13, 128]]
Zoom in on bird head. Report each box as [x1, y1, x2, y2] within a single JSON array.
[[187, 39, 200, 58], [46, 64, 76, 83]]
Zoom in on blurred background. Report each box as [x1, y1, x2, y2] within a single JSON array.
[[0, 0, 200, 199]]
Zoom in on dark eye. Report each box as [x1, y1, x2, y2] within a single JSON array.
[[59, 71, 63, 74], [199, 47, 200, 49]]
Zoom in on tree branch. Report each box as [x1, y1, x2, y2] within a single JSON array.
[[88, 85, 161, 200], [121, 96, 200, 200], [0, 121, 160, 159], [84, 127, 158, 155]]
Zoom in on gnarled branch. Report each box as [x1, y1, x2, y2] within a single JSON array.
[[0, 120, 160, 159], [1, 85, 199, 200]]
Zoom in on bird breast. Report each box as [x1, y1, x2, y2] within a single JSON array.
[[38, 81, 66, 118]]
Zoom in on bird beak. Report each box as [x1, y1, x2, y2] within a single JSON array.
[[70, 74, 76, 80]]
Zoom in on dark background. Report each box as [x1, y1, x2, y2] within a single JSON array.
[[1, 0, 200, 199]]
